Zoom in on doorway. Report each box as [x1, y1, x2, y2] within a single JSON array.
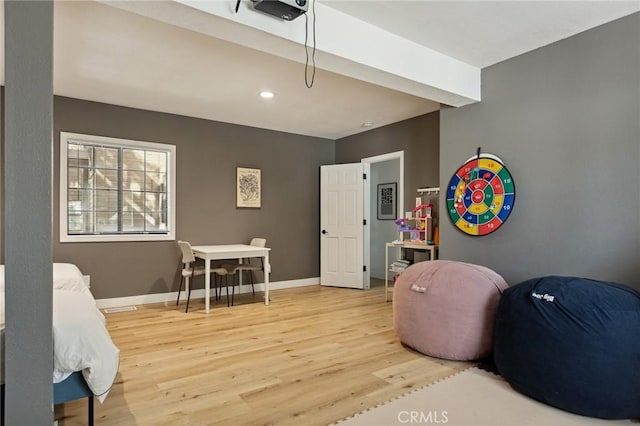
[[362, 151, 404, 288]]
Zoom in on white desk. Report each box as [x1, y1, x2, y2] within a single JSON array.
[[385, 242, 438, 302], [191, 244, 271, 313]]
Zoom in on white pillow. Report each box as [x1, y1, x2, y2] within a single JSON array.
[[0, 263, 95, 306]]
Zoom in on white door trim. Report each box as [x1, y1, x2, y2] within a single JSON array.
[[362, 151, 404, 284], [362, 161, 371, 289]]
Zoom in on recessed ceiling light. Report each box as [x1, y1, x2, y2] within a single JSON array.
[[362, 121, 374, 128], [259, 91, 274, 99]]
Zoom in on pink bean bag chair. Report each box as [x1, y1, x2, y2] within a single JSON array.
[[393, 260, 508, 361]]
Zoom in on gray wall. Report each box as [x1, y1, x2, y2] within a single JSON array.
[[370, 159, 400, 279], [440, 13, 640, 289], [1, 91, 440, 301], [336, 112, 440, 214], [50, 96, 334, 299]]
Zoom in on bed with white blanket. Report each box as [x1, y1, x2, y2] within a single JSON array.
[[0, 263, 120, 420]]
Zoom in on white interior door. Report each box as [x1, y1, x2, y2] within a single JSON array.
[[320, 163, 364, 289]]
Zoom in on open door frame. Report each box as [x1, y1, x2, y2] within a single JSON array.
[[362, 151, 405, 287]]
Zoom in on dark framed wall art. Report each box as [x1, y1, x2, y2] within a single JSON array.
[[377, 182, 397, 220]]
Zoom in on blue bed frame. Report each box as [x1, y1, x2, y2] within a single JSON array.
[[1, 371, 94, 426]]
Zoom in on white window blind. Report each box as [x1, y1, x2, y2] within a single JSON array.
[[60, 132, 176, 242]]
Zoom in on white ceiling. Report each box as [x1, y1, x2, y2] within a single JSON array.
[[1, 1, 638, 139], [323, 1, 640, 68]]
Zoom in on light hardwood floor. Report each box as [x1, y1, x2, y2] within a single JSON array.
[[57, 285, 471, 425]]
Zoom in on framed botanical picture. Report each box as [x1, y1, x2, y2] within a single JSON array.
[[377, 182, 397, 220], [236, 167, 261, 208]]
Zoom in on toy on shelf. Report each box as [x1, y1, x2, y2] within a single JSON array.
[[394, 218, 410, 232], [409, 230, 422, 242], [409, 203, 435, 245], [395, 205, 433, 245], [412, 203, 433, 218]]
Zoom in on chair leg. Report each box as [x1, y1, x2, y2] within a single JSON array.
[[250, 271, 255, 297], [214, 274, 219, 301], [217, 275, 222, 301], [176, 275, 184, 305], [231, 272, 242, 306], [185, 277, 192, 313], [225, 275, 230, 307]]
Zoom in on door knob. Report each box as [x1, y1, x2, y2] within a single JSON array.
[[321, 230, 328, 235]]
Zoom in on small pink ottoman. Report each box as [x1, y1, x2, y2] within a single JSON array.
[[393, 260, 508, 361]]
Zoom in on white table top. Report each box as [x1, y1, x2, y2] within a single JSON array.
[[191, 244, 271, 259]]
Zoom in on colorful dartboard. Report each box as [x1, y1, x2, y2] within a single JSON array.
[[446, 154, 515, 236]]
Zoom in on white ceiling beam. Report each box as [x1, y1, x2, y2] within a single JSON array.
[[102, 0, 481, 107]]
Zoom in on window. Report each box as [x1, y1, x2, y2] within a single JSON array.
[[60, 132, 176, 242]]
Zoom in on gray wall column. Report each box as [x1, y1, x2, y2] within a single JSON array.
[[4, 1, 54, 424]]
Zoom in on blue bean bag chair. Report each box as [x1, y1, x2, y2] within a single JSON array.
[[494, 276, 640, 419]]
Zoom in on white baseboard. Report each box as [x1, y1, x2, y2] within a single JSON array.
[[96, 277, 320, 309]]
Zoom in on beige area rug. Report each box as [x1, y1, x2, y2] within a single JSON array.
[[336, 367, 636, 426]]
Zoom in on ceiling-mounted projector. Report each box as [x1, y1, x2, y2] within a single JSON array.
[[252, 0, 308, 21]]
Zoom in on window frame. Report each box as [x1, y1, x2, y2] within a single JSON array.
[[59, 132, 176, 242]]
